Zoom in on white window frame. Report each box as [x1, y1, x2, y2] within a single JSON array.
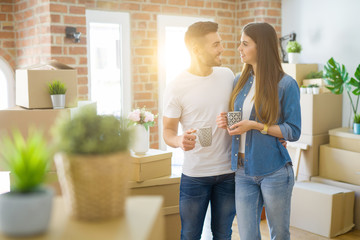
[[0, 57, 15, 109], [157, 15, 213, 150], [86, 10, 131, 116]]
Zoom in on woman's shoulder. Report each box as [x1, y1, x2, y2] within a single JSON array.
[[279, 73, 298, 89]]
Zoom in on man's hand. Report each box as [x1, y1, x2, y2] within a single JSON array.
[[178, 129, 197, 151], [216, 112, 228, 129]]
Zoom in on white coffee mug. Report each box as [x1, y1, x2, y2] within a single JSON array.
[[227, 111, 241, 127]]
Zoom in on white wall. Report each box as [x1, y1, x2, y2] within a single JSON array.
[[282, 0, 360, 127]]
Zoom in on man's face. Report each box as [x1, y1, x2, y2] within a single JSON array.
[[196, 32, 224, 67]]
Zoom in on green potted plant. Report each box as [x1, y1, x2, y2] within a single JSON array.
[[300, 85, 307, 94], [354, 113, 360, 134], [52, 106, 132, 220], [0, 129, 53, 236], [286, 40, 302, 64], [307, 84, 314, 94], [324, 57, 360, 134], [48, 80, 67, 109], [312, 83, 320, 94]]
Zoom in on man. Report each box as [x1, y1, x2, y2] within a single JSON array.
[[163, 21, 235, 240]]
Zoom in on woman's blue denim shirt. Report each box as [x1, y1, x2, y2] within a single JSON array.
[[231, 73, 301, 176]]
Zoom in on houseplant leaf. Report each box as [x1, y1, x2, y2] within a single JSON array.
[[324, 57, 349, 94], [349, 64, 360, 96]]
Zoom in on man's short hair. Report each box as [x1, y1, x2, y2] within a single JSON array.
[[184, 21, 218, 49]]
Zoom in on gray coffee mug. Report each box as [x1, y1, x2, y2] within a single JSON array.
[[195, 127, 212, 147], [227, 111, 241, 127]]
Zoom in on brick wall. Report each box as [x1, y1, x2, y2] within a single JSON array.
[[0, 0, 282, 149]]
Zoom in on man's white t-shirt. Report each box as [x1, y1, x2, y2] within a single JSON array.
[[163, 67, 234, 177]]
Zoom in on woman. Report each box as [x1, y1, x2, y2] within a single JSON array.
[[216, 22, 301, 240]]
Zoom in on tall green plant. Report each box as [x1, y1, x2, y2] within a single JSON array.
[[0, 130, 50, 193], [48, 80, 67, 95], [324, 57, 360, 123]]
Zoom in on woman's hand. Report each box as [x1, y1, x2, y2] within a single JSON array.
[[216, 112, 228, 130], [227, 120, 255, 136]]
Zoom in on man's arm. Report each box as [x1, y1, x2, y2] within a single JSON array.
[[163, 116, 196, 151]]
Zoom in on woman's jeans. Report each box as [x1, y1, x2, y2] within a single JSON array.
[[179, 173, 236, 240], [235, 163, 294, 240]]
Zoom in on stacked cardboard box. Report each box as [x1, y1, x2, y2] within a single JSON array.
[[290, 181, 355, 238], [282, 63, 318, 87], [129, 150, 181, 240]]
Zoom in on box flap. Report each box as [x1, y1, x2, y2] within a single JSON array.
[[27, 60, 74, 70], [131, 149, 172, 163], [295, 181, 354, 195], [329, 127, 360, 140]]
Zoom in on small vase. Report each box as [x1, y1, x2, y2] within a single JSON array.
[[51, 94, 65, 109], [132, 124, 149, 155], [288, 53, 300, 64], [354, 123, 360, 135], [312, 87, 320, 94]]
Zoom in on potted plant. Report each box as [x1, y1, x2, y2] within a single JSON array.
[[305, 71, 324, 79], [354, 114, 360, 134], [286, 40, 302, 64], [48, 80, 67, 109], [324, 57, 360, 133], [52, 106, 132, 220], [300, 85, 307, 94], [127, 107, 157, 155], [312, 84, 320, 94], [0, 129, 53, 237], [307, 84, 314, 94]]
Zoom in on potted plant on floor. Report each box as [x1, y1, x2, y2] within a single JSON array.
[[52, 107, 132, 220], [48, 80, 67, 109], [0, 129, 53, 237], [286, 40, 302, 64], [324, 57, 360, 133]]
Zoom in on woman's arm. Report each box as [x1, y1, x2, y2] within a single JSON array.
[[227, 120, 283, 138]]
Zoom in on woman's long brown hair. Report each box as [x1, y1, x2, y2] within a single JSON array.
[[229, 22, 284, 126]]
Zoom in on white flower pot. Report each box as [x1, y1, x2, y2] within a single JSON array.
[[312, 87, 320, 94], [132, 124, 149, 155], [51, 94, 65, 109], [288, 53, 300, 64], [306, 87, 313, 94], [0, 188, 54, 236], [300, 88, 307, 94]]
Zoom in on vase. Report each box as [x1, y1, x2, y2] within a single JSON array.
[[354, 123, 360, 135], [132, 124, 149, 155], [50, 94, 65, 109], [288, 53, 300, 64]]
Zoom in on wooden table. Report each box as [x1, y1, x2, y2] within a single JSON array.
[[0, 196, 164, 240]]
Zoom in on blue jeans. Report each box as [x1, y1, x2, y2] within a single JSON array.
[[179, 173, 236, 240], [235, 163, 294, 240]]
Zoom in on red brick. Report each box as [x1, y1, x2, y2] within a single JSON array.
[[69, 47, 86, 55], [78, 85, 88, 95], [239, 10, 250, 18], [217, 11, 232, 18], [50, 4, 68, 13], [181, 8, 198, 15], [162, 6, 180, 13], [0, 31, 14, 39], [51, 25, 65, 34], [255, 9, 266, 15], [0, 14, 6, 21], [51, 14, 61, 23], [64, 16, 86, 25], [134, 83, 144, 91], [134, 92, 152, 100], [135, 101, 155, 108], [168, 0, 185, 5], [270, 2, 282, 8], [79, 57, 87, 65], [150, 0, 166, 3], [51, 46, 62, 54], [1, 5, 13, 12], [142, 4, 161, 12], [78, 77, 88, 84], [77, 67, 88, 75], [200, 9, 215, 16], [249, 1, 269, 8], [3, 41, 15, 48], [119, 3, 140, 10], [267, 9, 281, 17], [69, 6, 85, 15], [132, 13, 151, 20], [188, 0, 204, 7], [52, 57, 76, 65], [213, 2, 229, 9]]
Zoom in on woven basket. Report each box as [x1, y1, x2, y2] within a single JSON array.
[[54, 151, 131, 221]]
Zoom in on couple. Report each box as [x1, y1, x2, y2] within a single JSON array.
[[163, 21, 301, 240]]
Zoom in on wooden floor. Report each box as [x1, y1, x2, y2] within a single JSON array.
[[230, 218, 360, 240]]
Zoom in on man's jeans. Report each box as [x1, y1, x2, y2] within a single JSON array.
[[179, 173, 236, 240], [235, 163, 294, 240]]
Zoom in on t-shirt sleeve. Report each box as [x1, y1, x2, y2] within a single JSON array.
[[163, 84, 182, 118]]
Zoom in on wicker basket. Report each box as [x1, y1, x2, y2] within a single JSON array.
[[54, 151, 131, 221]]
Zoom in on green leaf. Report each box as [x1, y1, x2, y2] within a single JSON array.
[[323, 57, 349, 95], [349, 64, 360, 96]]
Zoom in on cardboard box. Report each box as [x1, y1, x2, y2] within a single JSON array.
[[300, 93, 342, 135], [329, 127, 360, 153], [163, 205, 181, 240], [16, 61, 78, 109], [302, 78, 331, 93], [282, 63, 318, 86], [290, 181, 355, 238], [319, 144, 360, 185], [287, 133, 329, 181], [129, 173, 180, 208], [131, 149, 172, 182], [311, 176, 360, 230]]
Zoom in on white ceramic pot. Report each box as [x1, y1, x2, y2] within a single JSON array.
[[288, 52, 300, 64], [306, 87, 313, 94], [132, 124, 149, 155], [51, 94, 65, 109], [300, 88, 307, 94], [312, 87, 320, 94], [0, 187, 54, 237]]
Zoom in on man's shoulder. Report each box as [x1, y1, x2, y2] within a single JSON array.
[[213, 66, 234, 75]]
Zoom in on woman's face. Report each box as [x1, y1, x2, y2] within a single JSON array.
[[238, 33, 257, 66]]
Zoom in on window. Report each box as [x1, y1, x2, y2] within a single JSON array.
[[86, 10, 131, 116], [0, 58, 14, 110], [157, 15, 213, 166]]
